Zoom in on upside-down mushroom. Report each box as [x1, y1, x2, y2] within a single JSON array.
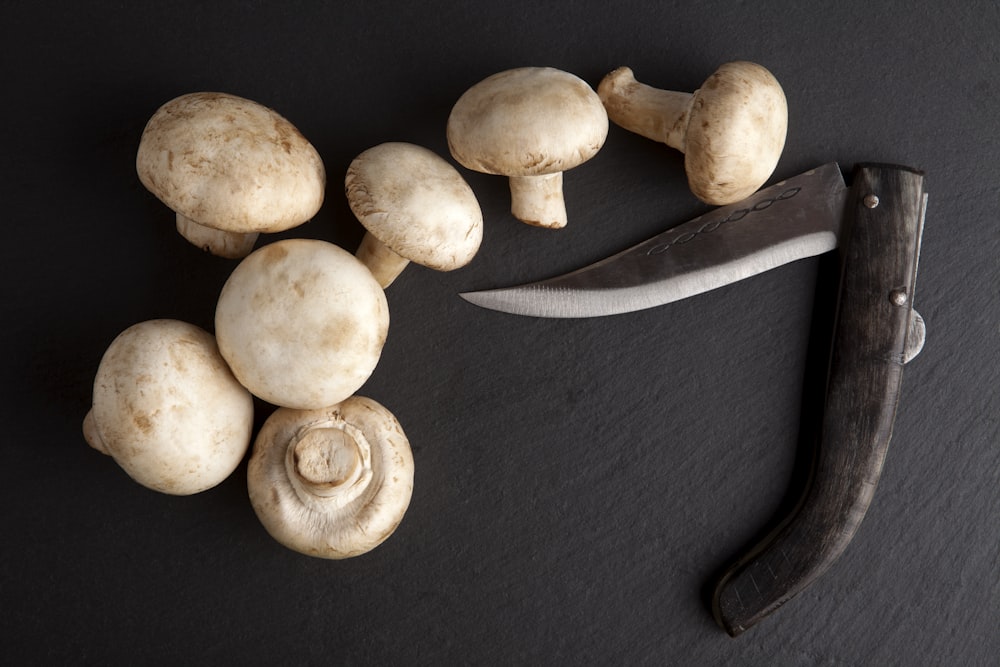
[[214, 238, 389, 410], [136, 92, 326, 258], [447, 67, 608, 229], [247, 396, 414, 559], [598, 62, 787, 205], [83, 319, 254, 495], [346, 142, 483, 288]]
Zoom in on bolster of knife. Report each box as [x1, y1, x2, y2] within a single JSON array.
[[711, 164, 926, 636]]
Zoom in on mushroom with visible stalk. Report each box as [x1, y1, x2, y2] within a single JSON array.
[[597, 62, 787, 205], [247, 396, 414, 559], [447, 66, 609, 229], [215, 238, 389, 410], [346, 142, 483, 288], [136, 92, 326, 258], [83, 319, 255, 495]]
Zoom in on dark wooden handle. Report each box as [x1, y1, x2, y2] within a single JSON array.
[[712, 164, 927, 636]]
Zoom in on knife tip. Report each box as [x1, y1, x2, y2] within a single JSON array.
[[458, 289, 499, 310], [458, 287, 537, 316]]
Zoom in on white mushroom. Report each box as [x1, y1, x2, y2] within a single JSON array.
[[136, 92, 326, 258], [446, 67, 608, 229], [247, 396, 414, 559], [214, 238, 389, 410], [346, 142, 483, 288], [597, 62, 787, 205], [82, 319, 254, 495]]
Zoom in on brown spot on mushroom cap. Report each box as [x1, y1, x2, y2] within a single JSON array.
[[446, 67, 609, 177], [683, 62, 788, 204], [215, 239, 389, 410], [88, 319, 254, 495], [345, 142, 483, 271], [136, 92, 326, 234]]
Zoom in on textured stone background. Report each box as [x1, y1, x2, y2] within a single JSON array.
[[3, 1, 997, 663]]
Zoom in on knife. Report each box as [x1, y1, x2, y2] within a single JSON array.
[[461, 163, 927, 635]]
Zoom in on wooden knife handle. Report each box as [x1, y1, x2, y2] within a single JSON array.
[[712, 164, 927, 636]]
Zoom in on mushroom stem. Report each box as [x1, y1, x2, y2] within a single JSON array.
[[285, 419, 374, 510], [598, 67, 694, 152], [176, 213, 259, 259], [82, 409, 109, 455], [508, 172, 567, 229], [356, 232, 410, 288]]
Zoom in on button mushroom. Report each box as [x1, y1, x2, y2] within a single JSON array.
[[446, 67, 609, 229], [345, 142, 483, 288], [247, 396, 414, 559], [136, 92, 326, 258], [214, 238, 389, 410], [82, 319, 255, 495], [597, 62, 788, 205]]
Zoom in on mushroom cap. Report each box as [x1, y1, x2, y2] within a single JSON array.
[[446, 67, 608, 177], [346, 142, 483, 271], [214, 238, 389, 410], [247, 396, 414, 559], [136, 92, 326, 234], [88, 319, 254, 495], [684, 62, 788, 204]]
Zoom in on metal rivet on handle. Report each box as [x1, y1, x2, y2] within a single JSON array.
[[864, 194, 880, 209], [890, 289, 908, 306]]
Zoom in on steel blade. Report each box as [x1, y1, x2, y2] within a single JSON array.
[[461, 163, 848, 318]]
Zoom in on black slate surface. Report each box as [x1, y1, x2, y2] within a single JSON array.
[[3, 1, 998, 664]]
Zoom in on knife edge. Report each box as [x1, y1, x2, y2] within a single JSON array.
[[460, 229, 838, 318]]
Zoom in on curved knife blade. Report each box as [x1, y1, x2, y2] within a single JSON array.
[[461, 163, 848, 317]]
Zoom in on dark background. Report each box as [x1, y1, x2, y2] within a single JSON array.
[[3, 1, 998, 664]]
